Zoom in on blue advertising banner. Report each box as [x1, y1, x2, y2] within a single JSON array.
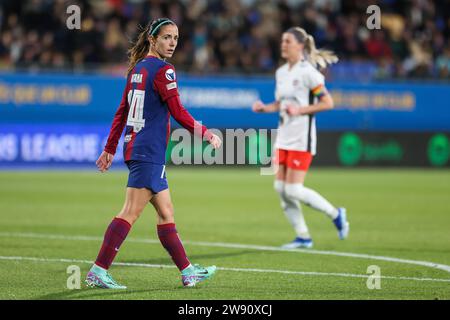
[[0, 124, 124, 168], [1, 72, 449, 131], [1, 124, 448, 168]]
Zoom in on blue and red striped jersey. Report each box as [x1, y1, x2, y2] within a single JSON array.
[[104, 55, 211, 164]]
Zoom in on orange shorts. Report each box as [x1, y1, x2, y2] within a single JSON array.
[[274, 149, 313, 171]]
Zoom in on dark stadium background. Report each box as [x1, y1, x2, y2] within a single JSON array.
[[0, 0, 449, 167]]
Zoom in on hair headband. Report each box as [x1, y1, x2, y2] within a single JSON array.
[[150, 19, 174, 36]]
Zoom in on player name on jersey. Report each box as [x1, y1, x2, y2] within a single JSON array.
[[131, 74, 143, 84]]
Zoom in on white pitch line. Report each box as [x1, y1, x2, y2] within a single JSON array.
[[1, 231, 450, 275], [1, 255, 450, 283], [183, 241, 450, 274]]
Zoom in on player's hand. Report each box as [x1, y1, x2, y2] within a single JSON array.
[[252, 100, 265, 113], [208, 134, 222, 149], [96, 151, 114, 172], [286, 104, 303, 116]]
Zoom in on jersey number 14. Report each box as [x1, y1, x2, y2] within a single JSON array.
[[127, 89, 146, 133]]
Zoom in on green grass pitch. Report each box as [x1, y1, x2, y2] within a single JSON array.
[[0, 167, 449, 300]]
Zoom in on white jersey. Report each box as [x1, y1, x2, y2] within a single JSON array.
[[274, 60, 325, 155]]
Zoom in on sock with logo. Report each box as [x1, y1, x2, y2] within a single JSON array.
[[157, 223, 191, 271], [95, 217, 131, 270]]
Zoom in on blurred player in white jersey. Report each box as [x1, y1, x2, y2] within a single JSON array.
[[252, 27, 349, 248]]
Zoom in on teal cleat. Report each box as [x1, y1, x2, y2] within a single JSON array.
[[85, 264, 127, 289], [181, 264, 217, 287]]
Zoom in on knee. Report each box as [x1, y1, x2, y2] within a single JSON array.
[[157, 202, 174, 223], [274, 180, 290, 209], [274, 180, 285, 195], [118, 203, 146, 224], [284, 183, 304, 201]]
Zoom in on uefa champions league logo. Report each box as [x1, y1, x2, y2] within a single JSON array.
[[165, 69, 176, 81]]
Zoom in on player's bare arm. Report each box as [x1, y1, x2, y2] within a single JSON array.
[[286, 93, 333, 116], [252, 100, 281, 113]]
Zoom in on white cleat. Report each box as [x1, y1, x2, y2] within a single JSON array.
[[281, 237, 314, 249], [333, 207, 349, 240]]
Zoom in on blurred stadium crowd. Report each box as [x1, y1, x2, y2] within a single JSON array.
[[0, 0, 449, 79]]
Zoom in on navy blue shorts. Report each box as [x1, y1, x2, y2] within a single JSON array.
[[126, 161, 168, 194]]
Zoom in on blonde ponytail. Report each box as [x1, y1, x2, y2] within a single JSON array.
[[287, 27, 339, 69], [304, 34, 338, 68]]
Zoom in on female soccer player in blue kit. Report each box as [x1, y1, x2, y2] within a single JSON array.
[[85, 18, 222, 289]]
